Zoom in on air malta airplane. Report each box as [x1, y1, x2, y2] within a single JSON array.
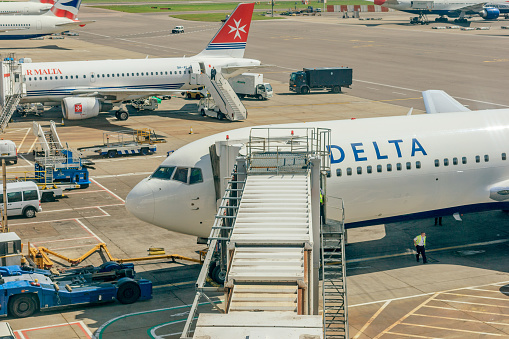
[[20, 3, 260, 121], [373, 0, 504, 22], [0, 0, 53, 15], [126, 91, 509, 238], [0, 0, 92, 39]]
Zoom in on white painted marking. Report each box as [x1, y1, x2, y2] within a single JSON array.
[[434, 299, 509, 308], [32, 236, 96, 244], [468, 288, 509, 295], [392, 91, 407, 96], [401, 323, 505, 336], [442, 292, 509, 301], [385, 332, 437, 338], [75, 218, 104, 243], [90, 178, 125, 203], [413, 313, 509, 327], [353, 300, 391, 339], [19, 154, 32, 167], [41, 203, 124, 214], [424, 305, 509, 317], [91, 171, 152, 179], [17, 127, 31, 150]]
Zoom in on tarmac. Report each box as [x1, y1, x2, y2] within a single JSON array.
[[0, 7, 508, 339]]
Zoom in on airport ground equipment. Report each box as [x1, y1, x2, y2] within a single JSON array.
[[28, 242, 201, 270], [197, 73, 247, 121], [78, 129, 165, 158], [289, 67, 353, 94], [228, 73, 273, 100], [0, 263, 152, 318], [129, 96, 161, 111], [0, 54, 26, 133], [32, 121, 91, 189], [0, 233, 21, 267], [182, 127, 348, 338]]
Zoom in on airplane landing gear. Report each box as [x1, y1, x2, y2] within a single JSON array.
[[115, 104, 129, 121], [454, 17, 468, 23], [410, 13, 429, 25], [435, 16, 449, 22]]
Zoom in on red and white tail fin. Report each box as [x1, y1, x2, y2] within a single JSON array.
[[198, 3, 255, 58], [45, 0, 82, 19]]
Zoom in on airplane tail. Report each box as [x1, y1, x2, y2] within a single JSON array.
[[197, 3, 255, 59], [46, 0, 82, 20]]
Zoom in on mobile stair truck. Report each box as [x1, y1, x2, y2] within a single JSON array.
[[0, 263, 152, 318], [228, 73, 273, 100], [289, 67, 353, 94]]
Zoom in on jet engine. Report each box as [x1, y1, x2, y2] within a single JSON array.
[[61, 97, 112, 120], [479, 7, 500, 20]]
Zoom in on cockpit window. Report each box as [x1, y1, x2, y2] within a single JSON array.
[[151, 166, 175, 180], [173, 167, 189, 183], [190, 168, 203, 184]]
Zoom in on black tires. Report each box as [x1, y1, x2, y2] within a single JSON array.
[[187, 93, 192, 99], [141, 148, 149, 156], [116, 281, 141, 304], [257, 94, 263, 100], [300, 86, 310, 94], [80, 184, 90, 189], [332, 86, 341, 93], [107, 150, 117, 158], [23, 206, 36, 218], [211, 265, 226, 284], [201, 109, 206, 116], [118, 111, 129, 121], [9, 294, 38, 318]]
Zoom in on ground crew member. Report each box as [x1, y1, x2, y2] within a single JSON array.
[[320, 188, 325, 224], [211, 67, 217, 81], [414, 232, 427, 264]]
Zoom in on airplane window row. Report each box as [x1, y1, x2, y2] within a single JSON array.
[[433, 153, 504, 167], [26, 69, 191, 82], [336, 161, 422, 177], [0, 24, 30, 27], [151, 165, 203, 185]]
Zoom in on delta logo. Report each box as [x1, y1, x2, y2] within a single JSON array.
[[25, 69, 63, 76]]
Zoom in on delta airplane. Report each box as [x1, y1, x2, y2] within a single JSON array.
[[0, 0, 53, 15], [126, 91, 509, 238], [20, 3, 260, 121], [373, 0, 504, 23], [0, 0, 91, 39]]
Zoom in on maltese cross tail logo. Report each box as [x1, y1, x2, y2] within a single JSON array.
[[228, 19, 246, 40]]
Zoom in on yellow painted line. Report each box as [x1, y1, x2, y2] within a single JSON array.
[[17, 127, 31, 150], [386, 332, 439, 338], [442, 292, 509, 302], [468, 288, 509, 295], [353, 300, 391, 339], [248, 97, 422, 109], [400, 323, 505, 336], [434, 299, 509, 309], [423, 305, 509, 317], [484, 59, 509, 63], [413, 313, 509, 327], [373, 293, 439, 339]]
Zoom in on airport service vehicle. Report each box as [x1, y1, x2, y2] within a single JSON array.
[[289, 67, 352, 94], [373, 0, 506, 23], [0, 182, 41, 218], [0, 0, 93, 40], [0, 263, 152, 318], [0, 140, 17, 164], [18, 3, 259, 121], [228, 73, 273, 100], [172, 25, 184, 33], [126, 90, 509, 239], [78, 129, 164, 158], [0, 0, 52, 16]]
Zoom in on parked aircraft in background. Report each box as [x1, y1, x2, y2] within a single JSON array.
[[373, 0, 505, 23], [126, 91, 509, 238], [0, 0, 92, 39], [20, 3, 259, 121], [0, 0, 53, 15]]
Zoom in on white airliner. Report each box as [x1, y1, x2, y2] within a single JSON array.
[[0, 0, 53, 15], [0, 0, 91, 40], [126, 91, 509, 238], [20, 3, 259, 121], [374, 0, 504, 22]]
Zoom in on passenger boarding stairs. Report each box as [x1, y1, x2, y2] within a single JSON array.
[[200, 73, 247, 121], [321, 201, 348, 339], [33, 121, 63, 155], [0, 54, 26, 133]]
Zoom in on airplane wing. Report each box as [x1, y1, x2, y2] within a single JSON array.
[[71, 89, 183, 102], [454, 2, 485, 13], [56, 20, 95, 27], [422, 90, 470, 114], [221, 64, 275, 78]]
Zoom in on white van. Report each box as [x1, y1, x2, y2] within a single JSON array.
[[0, 182, 41, 218], [0, 140, 17, 165]]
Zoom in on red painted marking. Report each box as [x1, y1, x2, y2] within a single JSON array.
[[19, 322, 91, 339], [210, 3, 254, 44], [368, 5, 375, 12], [381, 6, 389, 12], [327, 4, 334, 12], [340, 5, 348, 12]]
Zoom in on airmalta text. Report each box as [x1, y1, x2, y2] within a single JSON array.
[[25, 69, 63, 76]]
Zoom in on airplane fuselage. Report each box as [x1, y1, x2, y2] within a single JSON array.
[[0, 15, 78, 39], [0, 2, 52, 15], [126, 109, 509, 238]]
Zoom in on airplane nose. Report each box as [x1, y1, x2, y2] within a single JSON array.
[[126, 178, 155, 223]]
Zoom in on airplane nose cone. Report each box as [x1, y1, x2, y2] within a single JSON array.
[[126, 179, 155, 223]]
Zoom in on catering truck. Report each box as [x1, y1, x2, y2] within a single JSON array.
[[289, 67, 353, 94], [228, 73, 273, 100]]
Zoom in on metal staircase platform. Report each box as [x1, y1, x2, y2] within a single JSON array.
[[199, 73, 247, 121]]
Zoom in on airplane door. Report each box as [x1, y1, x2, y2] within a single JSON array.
[[90, 72, 96, 83], [189, 62, 201, 85], [36, 21, 42, 30]]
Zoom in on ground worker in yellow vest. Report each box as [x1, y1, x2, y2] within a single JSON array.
[[414, 232, 427, 264]]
